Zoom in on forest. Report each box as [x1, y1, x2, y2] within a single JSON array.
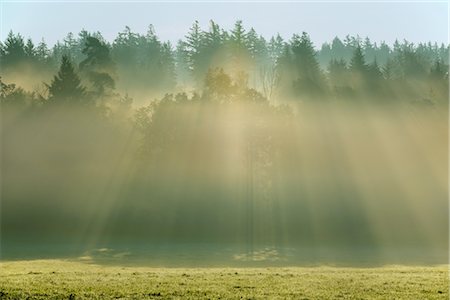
[[1, 20, 448, 265], [1, 20, 449, 105]]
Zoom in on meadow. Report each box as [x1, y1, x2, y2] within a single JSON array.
[[0, 260, 448, 299]]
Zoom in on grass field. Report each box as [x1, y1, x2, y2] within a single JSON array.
[[0, 260, 448, 299]]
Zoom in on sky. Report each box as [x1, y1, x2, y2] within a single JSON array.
[[1, 1, 448, 48]]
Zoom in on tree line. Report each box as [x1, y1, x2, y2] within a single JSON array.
[[1, 20, 448, 109]]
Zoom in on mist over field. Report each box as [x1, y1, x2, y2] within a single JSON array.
[[1, 21, 448, 267]]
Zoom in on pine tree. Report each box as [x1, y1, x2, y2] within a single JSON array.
[[185, 20, 227, 81], [230, 20, 247, 47], [24, 39, 35, 58], [349, 45, 369, 90], [174, 39, 190, 85], [80, 36, 116, 96], [246, 28, 267, 64], [331, 37, 345, 61], [80, 37, 114, 72], [363, 37, 375, 63], [47, 55, 86, 104], [2, 31, 26, 68], [318, 42, 332, 67], [366, 59, 383, 93], [36, 39, 50, 62], [160, 41, 177, 89], [368, 59, 382, 78], [382, 59, 395, 80], [205, 20, 224, 46], [350, 45, 368, 73], [290, 32, 325, 97], [268, 34, 284, 64], [184, 20, 204, 74], [376, 41, 391, 66]]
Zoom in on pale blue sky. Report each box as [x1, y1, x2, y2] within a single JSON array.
[[1, 1, 448, 47]]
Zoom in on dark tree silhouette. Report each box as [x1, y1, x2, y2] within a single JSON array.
[[230, 20, 247, 48], [279, 32, 326, 98], [80, 36, 116, 95], [184, 20, 204, 78], [350, 45, 368, 73], [47, 55, 86, 104], [1, 31, 26, 69], [349, 45, 369, 91]]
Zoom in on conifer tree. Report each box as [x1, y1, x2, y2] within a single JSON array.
[[47, 55, 86, 104]]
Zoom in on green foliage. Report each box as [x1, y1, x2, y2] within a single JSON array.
[[1, 31, 26, 69], [2, 23, 448, 104], [278, 32, 326, 98], [80, 36, 116, 96], [47, 55, 86, 104], [350, 45, 368, 74], [184, 20, 204, 75], [111, 25, 176, 94]]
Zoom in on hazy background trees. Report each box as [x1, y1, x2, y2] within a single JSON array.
[[1, 20, 448, 106]]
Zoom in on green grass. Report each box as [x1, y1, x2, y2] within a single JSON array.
[[0, 260, 448, 299]]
